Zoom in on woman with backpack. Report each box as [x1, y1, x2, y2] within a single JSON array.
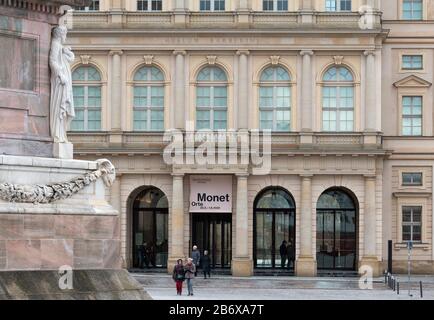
[[172, 259, 185, 295]]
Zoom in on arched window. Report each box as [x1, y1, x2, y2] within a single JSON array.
[[259, 66, 291, 131], [196, 66, 228, 130], [71, 66, 102, 131], [133, 66, 165, 131], [322, 66, 354, 132]]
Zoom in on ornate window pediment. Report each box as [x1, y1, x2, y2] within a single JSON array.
[[393, 75, 432, 88]]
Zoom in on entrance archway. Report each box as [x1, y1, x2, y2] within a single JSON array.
[[132, 187, 168, 268], [316, 188, 358, 271], [254, 187, 296, 269]]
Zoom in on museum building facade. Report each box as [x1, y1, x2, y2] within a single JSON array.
[[65, 0, 434, 276]]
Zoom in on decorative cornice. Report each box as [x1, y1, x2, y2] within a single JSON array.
[[0, 159, 115, 204]]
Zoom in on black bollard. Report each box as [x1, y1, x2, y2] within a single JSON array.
[[397, 282, 400, 295], [420, 281, 423, 298], [388, 240, 393, 274]]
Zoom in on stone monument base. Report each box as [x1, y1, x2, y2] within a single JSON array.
[[0, 269, 151, 300], [53, 142, 74, 159]]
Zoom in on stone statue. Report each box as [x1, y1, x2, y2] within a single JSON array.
[[49, 25, 75, 144]]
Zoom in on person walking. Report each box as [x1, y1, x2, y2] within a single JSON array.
[[279, 240, 288, 268], [191, 245, 201, 277], [172, 259, 185, 296], [184, 258, 196, 296], [201, 250, 211, 279]]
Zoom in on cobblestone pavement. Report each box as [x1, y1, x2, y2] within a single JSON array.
[[132, 273, 434, 300]]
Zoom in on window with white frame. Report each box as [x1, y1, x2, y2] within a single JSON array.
[[259, 66, 291, 131], [75, 0, 100, 11], [402, 172, 423, 186], [402, 0, 423, 20], [322, 66, 354, 132], [402, 55, 423, 70], [196, 66, 228, 130], [263, 0, 288, 11], [402, 206, 422, 242], [402, 96, 422, 136], [325, 0, 351, 11], [133, 66, 165, 131], [137, 0, 162, 11], [200, 0, 225, 11], [71, 66, 102, 131]]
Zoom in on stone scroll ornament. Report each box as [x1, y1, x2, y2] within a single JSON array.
[[0, 160, 115, 204]]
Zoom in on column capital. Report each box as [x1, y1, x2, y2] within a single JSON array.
[[172, 173, 185, 178], [173, 50, 187, 56], [235, 173, 249, 178], [364, 174, 377, 180], [300, 50, 314, 57], [109, 50, 123, 56], [300, 174, 313, 179], [236, 49, 250, 56], [363, 50, 376, 57]]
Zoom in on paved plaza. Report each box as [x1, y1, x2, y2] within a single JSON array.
[[132, 273, 434, 300]]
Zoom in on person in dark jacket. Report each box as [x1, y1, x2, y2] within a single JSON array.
[[201, 250, 211, 279], [191, 245, 200, 276], [287, 240, 295, 269], [172, 259, 185, 295], [279, 240, 288, 268]]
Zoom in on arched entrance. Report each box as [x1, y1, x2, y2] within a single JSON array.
[[132, 187, 168, 268], [254, 187, 296, 269], [316, 188, 358, 271]]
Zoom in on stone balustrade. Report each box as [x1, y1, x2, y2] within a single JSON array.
[[70, 10, 382, 30]]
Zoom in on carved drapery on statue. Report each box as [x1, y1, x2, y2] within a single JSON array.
[[0, 159, 115, 204], [49, 25, 75, 143]]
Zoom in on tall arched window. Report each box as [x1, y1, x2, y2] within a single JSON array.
[[322, 66, 354, 132], [133, 66, 165, 131], [259, 66, 291, 131], [71, 66, 102, 131], [196, 66, 228, 130]]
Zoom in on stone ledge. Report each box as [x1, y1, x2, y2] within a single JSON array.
[[0, 155, 97, 170], [0, 269, 151, 300]]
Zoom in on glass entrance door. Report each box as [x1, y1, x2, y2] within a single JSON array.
[[192, 213, 232, 268], [316, 209, 357, 270], [254, 210, 295, 268]]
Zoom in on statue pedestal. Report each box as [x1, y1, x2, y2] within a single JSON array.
[[53, 142, 73, 159]]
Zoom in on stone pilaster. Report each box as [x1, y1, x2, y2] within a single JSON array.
[[295, 174, 316, 276], [360, 175, 381, 276], [232, 174, 252, 276], [109, 50, 123, 133], [236, 50, 250, 129], [168, 174, 185, 271], [173, 50, 186, 129], [364, 50, 376, 132], [300, 50, 314, 145]]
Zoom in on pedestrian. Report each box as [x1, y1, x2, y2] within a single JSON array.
[[184, 258, 196, 296], [172, 259, 185, 295], [201, 250, 211, 279], [287, 240, 295, 269], [191, 245, 201, 276], [279, 240, 287, 268]]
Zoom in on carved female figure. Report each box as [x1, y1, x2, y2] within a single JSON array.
[[49, 25, 75, 143]]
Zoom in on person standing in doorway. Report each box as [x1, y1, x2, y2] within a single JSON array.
[[191, 245, 201, 277], [287, 240, 295, 269], [172, 259, 185, 296], [184, 258, 196, 296], [201, 250, 211, 279], [279, 240, 288, 268]]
